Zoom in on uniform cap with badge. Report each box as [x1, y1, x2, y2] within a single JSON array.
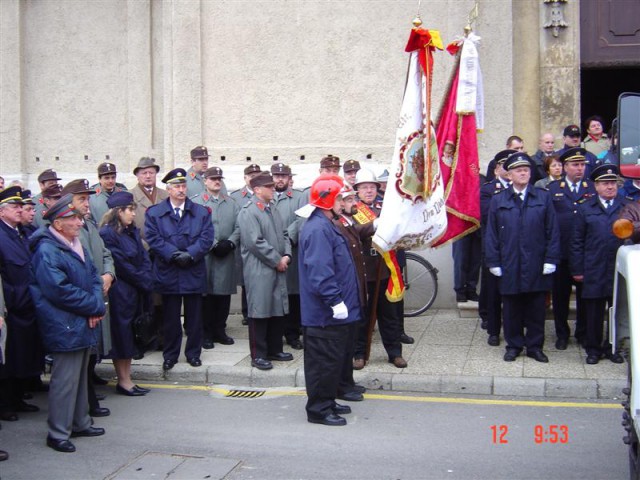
[[37, 169, 62, 183], [21, 189, 35, 205], [563, 124, 581, 137], [343, 159, 361, 173], [244, 164, 261, 175], [559, 147, 587, 164], [320, 155, 341, 169], [61, 179, 96, 196], [203, 166, 224, 179], [190, 146, 210, 159], [97, 162, 117, 177], [42, 184, 63, 199], [504, 152, 533, 171], [590, 163, 619, 182], [270, 163, 292, 176], [0, 186, 24, 205], [162, 168, 188, 184], [249, 171, 275, 189], [133, 157, 160, 174], [494, 149, 518, 165], [43, 194, 78, 220]]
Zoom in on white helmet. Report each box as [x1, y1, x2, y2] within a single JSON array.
[[353, 168, 380, 189]]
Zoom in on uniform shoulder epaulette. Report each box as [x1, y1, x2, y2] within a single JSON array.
[[582, 181, 588, 188], [230, 188, 241, 195], [626, 195, 634, 201], [559, 181, 565, 188], [189, 193, 200, 200], [482, 180, 493, 186]]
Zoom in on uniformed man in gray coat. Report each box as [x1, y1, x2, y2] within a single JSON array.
[[89, 162, 128, 225], [270, 163, 305, 350], [186, 146, 209, 199], [193, 166, 239, 348], [237, 172, 293, 370]]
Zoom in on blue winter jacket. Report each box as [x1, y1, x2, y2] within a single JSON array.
[[29, 228, 106, 353], [298, 209, 361, 327]]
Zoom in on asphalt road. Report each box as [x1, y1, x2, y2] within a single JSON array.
[[0, 383, 629, 480]]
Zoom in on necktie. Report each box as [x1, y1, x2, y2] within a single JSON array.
[[572, 184, 578, 194], [174, 207, 181, 218], [606, 200, 612, 209]]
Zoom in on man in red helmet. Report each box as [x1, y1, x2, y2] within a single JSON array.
[[298, 174, 362, 426]]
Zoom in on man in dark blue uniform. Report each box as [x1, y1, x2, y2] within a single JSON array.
[[547, 147, 596, 350], [485, 153, 560, 363], [479, 149, 515, 346], [145, 168, 214, 370], [570, 164, 629, 364]]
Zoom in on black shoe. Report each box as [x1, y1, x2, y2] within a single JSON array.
[[162, 359, 177, 371], [23, 392, 33, 400], [526, 350, 549, 363], [332, 403, 352, 415], [503, 350, 520, 362], [456, 292, 467, 303], [586, 355, 600, 365], [214, 335, 235, 345], [116, 384, 146, 396], [15, 401, 39, 413], [352, 384, 366, 394], [555, 338, 568, 350], [89, 407, 110, 417], [267, 352, 294, 361], [46, 437, 76, 453], [70, 426, 105, 438], [95, 393, 107, 401], [202, 340, 215, 350], [133, 352, 144, 360], [0, 411, 18, 421], [466, 291, 480, 302], [0, 450, 8, 461], [242, 317, 249, 326], [400, 333, 415, 344], [91, 374, 109, 386], [133, 385, 150, 394], [609, 352, 624, 364], [337, 391, 364, 402], [487, 335, 500, 346], [188, 358, 202, 367], [287, 338, 304, 350], [251, 358, 273, 370], [307, 413, 347, 426], [480, 319, 488, 330]]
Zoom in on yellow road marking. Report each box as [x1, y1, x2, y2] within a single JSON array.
[[129, 382, 621, 409]]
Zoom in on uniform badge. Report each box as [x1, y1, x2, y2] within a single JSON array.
[[203, 193, 209, 202], [256, 201, 266, 211]]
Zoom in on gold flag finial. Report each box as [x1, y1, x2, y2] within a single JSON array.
[[465, 2, 479, 36]]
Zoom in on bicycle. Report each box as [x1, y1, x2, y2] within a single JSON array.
[[402, 252, 438, 317]]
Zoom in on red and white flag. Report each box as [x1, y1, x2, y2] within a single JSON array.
[[431, 33, 483, 247]]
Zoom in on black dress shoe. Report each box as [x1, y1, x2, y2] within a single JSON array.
[[526, 350, 549, 363], [91, 374, 109, 386], [480, 319, 488, 330], [70, 426, 105, 438], [400, 333, 415, 344], [0, 449, 8, 461], [47, 437, 76, 453], [251, 358, 273, 370], [586, 355, 599, 365], [487, 335, 500, 346], [133, 385, 150, 394], [214, 335, 235, 345], [503, 350, 520, 362], [15, 401, 40, 413], [287, 338, 304, 350], [241, 317, 249, 326], [609, 352, 624, 364], [332, 403, 352, 415], [555, 338, 568, 350], [352, 384, 366, 394], [267, 352, 294, 361], [466, 291, 480, 302], [188, 358, 202, 367], [337, 391, 364, 402], [456, 292, 467, 303], [89, 407, 110, 417], [116, 384, 146, 396], [202, 340, 215, 350], [307, 413, 347, 426], [162, 359, 177, 371]]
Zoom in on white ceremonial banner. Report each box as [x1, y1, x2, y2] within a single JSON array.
[[372, 50, 447, 252]]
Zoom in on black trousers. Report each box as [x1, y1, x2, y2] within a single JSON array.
[[354, 280, 402, 361], [337, 322, 357, 396], [248, 316, 285, 359], [583, 297, 611, 357], [202, 294, 231, 341], [452, 230, 481, 294], [502, 292, 546, 352], [479, 265, 502, 336], [162, 294, 203, 362], [552, 260, 585, 341], [304, 324, 350, 420], [87, 354, 100, 410], [284, 294, 302, 343]]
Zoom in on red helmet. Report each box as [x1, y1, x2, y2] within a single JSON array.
[[309, 174, 344, 210]]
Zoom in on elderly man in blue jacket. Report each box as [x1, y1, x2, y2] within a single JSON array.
[[298, 174, 361, 427]]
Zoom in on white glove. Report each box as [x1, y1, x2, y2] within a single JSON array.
[[489, 267, 503, 277], [543, 263, 556, 275], [331, 301, 348, 320]]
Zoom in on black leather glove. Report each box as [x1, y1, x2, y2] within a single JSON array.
[[211, 239, 235, 258], [171, 251, 193, 268]]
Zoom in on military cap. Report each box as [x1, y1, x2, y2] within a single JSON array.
[[42, 184, 63, 199], [270, 163, 292, 176], [249, 172, 275, 189], [563, 124, 581, 137], [161, 168, 187, 184], [37, 169, 61, 183], [320, 155, 341, 169], [493, 149, 518, 165], [22, 189, 35, 205], [590, 164, 620, 182], [133, 157, 160, 175], [61, 179, 96, 196], [190, 146, 210, 159], [0, 186, 23, 205], [559, 147, 587, 164], [97, 162, 117, 177], [203, 166, 224, 179], [343, 159, 361, 173], [106, 191, 134, 209], [244, 164, 261, 175], [504, 152, 533, 171], [43, 194, 77, 221]]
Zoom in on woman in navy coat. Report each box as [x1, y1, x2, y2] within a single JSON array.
[[99, 192, 152, 396]]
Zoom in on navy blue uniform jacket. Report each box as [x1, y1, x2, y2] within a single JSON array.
[[299, 209, 361, 327], [485, 186, 561, 295], [145, 198, 214, 294]]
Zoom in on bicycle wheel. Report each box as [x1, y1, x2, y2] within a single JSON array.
[[403, 252, 438, 317]]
